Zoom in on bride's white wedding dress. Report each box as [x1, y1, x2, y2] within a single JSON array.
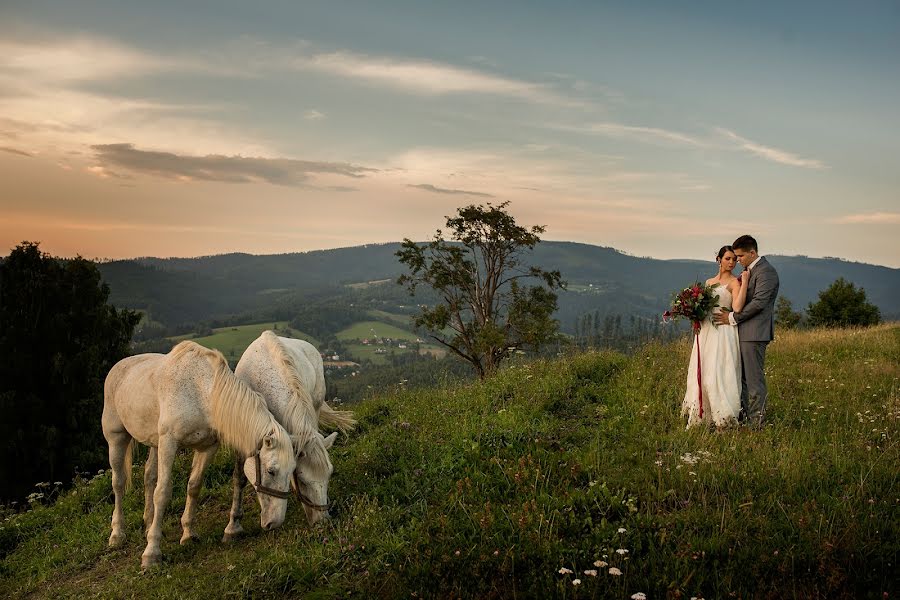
[[681, 284, 742, 427]]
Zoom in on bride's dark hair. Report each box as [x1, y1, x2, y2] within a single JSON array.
[[716, 245, 734, 262]]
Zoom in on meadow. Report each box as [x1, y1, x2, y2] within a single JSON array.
[[170, 322, 319, 363], [1, 324, 897, 598], [336, 320, 446, 363]]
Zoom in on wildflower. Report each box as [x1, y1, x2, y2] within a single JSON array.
[[617, 527, 627, 534], [609, 567, 623, 576], [584, 569, 597, 577], [454, 550, 461, 556], [616, 548, 629, 555], [572, 579, 581, 586], [593, 560, 608, 568], [227, 564, 236, 571], [632, 594, 647, 600], [558, 567, 573, 575]]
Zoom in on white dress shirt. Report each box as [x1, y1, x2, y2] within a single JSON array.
[[729, 256, 763, 325]]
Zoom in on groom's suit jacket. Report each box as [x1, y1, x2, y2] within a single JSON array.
[[733, 256, 780, 342]]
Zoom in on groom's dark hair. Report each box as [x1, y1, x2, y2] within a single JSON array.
[[732, 235, 758, 252]]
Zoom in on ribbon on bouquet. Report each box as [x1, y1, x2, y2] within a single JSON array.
[[692, 320, 703, 419]]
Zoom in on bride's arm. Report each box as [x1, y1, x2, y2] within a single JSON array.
[[732, 273, 749, 312]]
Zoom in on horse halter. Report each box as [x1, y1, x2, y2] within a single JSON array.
[[251, 452, 291, 500], [292, 472, 330, 513]]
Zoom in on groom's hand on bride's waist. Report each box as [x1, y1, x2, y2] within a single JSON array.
[[714, 310, 733, 326]]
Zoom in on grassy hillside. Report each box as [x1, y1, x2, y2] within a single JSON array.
[[2, 325, 897, 598]]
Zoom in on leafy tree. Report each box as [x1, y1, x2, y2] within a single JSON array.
[[397, 202, 564, 379], [807, 277, 881, 327], [0, 242, 140, 501], [774, 296, 803, 330]]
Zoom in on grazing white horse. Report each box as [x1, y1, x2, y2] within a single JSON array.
[[224, 331, 355, 537], [102, 341, 297, 569]]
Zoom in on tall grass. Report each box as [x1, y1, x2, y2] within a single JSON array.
[[1, 325, 897, 598]]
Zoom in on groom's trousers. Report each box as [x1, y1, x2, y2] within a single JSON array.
[[740, 341, 768, 425]]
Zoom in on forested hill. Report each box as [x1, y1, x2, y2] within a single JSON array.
[[97, 241, 900, 329]]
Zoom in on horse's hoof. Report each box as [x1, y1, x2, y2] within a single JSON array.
[[141, 552, 162, 570], [108, 532, 126, 548], [222, 530, 243, 543], [180, 533, 200, 546]]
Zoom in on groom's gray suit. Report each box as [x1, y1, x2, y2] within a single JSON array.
[[732, 257, 779, 425]]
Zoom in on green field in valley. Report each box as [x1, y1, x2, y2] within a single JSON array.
[[336, 320, 445, 363], [366, 309, 413, 327], [336, 320, 420, 342], [170, 322, 319, 364]]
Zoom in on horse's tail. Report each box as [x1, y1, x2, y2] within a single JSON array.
[[123, 439, 134, 493], [319, 401, 356, 433]]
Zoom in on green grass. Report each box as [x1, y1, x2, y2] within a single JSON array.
[[336, 320, 421, 342], [337, 319, 446, 363], [367, 309, 414, 327], [170, 322, 319, 364], [2, 324, 898, 598]]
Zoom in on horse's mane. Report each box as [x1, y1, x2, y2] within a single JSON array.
[[259, 331, 356, 434], [259, 332, 330, 471], [169, 341, 293, 463]]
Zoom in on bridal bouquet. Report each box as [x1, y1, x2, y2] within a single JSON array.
[[662, 282, 720, 333], [663, 282, 720, 420]]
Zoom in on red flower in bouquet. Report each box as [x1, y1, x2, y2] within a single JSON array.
[[662, 281, 720, 333]]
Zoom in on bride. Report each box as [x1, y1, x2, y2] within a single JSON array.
[[682, 245, 748, 427]]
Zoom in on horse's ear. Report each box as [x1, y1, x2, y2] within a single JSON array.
[[323, 431, 338, 450]]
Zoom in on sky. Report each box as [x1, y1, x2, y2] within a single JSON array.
[[1, 0, 899, 266]]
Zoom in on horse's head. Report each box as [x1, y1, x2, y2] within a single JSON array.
[[243, 427, 297, 530], [292, 431, 337, 526]]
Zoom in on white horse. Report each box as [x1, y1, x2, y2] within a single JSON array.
[[224, 331, 355, 537], [102, 341, 297, 569]]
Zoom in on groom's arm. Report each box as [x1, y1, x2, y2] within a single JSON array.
[[733, 267, 779, 325]]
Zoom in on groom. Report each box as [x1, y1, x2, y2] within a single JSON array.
[[714, 235, 780, 427]]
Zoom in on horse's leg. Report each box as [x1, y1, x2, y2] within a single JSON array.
[[142, 435, 177, 569], [180, 444, 218, 545], [143, 446, 158, 535], [222, 456, 248, 543], [106, 432, 132, 548]]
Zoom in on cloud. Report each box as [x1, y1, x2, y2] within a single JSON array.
[[831, 212, 900, 225], [0, 146, 33, 157], [0, 37, 170, 84], [292, 51, 580, 106], [304, 109, 325, 120], [90, 143, 377, 186], [408, 183, 494, 197], [560, 121, 706, 147], [716, 127, 826, 169]]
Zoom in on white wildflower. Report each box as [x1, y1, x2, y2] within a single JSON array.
[[584, 569, 597, 577], [617, 527, 627, 533], [572, 579, 581, 586], [609, 567, 623, 576], [631, 594, 647, 600], [558, 567, 573, 575], [593, 560, 608, 568]]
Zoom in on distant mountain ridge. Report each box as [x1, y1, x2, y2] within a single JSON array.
[[98, 241, 900, 329]]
